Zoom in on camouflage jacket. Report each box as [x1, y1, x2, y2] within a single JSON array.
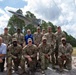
[[55, 31, 66, 45], [23, 44, 37, 59], [58, 43, 73, 59], [7, 44, 22, 59], [0, 33, 11, 45], [13, 33, 24, 44], [38, 43, 52, 56], [34, 32, 43, 46], [44, 32, 56, 47]]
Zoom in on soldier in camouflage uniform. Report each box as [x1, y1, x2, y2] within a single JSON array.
[[20, 38, 37, 75], [7, 38, 22, 75], [44, 26, 56, 69], [0, 27, 12, 69], [58, 37, 73, 72], [0, 27, 11, 46], [34, 27, 43, 69], [38, 36, 52, 74], [55, 26, 66, 65], [13, 28, 24, 47]]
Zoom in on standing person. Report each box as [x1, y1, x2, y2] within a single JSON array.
[[0, 37, 7, 72], [24, 29, 34, 45], [13, 28, 24, 47], [58, 37, 73, 72], [0, 27, 11, 46], [55, 26, 66, 65], [34, 27, 43, 69], [20, 38, 37, 75], [44, 26, 56, 69], [0, 27, 12, 70], [38, 36, 52, 74], [7, 38, 22, 75]]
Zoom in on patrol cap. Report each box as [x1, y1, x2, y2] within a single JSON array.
[[57, 26, 61, 29], [61, 37, 66, 41], [37, 27, 40, 30], [12, 38, 17, 42], [28, 38, 32, 42], [17, 28, 21, 30], [4, 27, 8, 30], [48, 26, 52, 28], [27, 29, 31, 32], [42, 36, 47, 41]]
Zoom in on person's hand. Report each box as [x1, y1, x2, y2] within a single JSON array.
[[28, 57, 32, 62], [45, 54, 50, 59], [24, 55, 30, 58], [61, 55, 66, 60], [0, 59, 3, 63]]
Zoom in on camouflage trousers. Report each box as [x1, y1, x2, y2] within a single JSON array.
[[58, 56, 72, 70], [7, 57, 21, 75], [40, 54, 50, 70], [20, 57, 37, 73]]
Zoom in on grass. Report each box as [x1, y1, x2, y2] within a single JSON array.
[[72, 47, 76, 56]]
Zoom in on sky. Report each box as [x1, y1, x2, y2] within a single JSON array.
[[0, 0, 76, 38]]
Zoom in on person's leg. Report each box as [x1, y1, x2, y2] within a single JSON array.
[[66, 58, 72, 70], [7, 57, 12, 75], [0, 59, 5, 72], [58, 57, 64, 72]]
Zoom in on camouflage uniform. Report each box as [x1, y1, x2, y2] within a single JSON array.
[[38, 42, 52, 71], [21, 44, 37, 74], [44, 32, 56, 68], [13, 32, 24, 46], [0, 33, 11, 45], [7, 40, 22, 75], [55, 31, 66, 64], [58, 42, 73, 71], [34, 32, 42, 47]]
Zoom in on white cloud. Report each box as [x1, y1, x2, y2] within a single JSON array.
[[0, 0, 3, 1], [0, 7, 18, 34]]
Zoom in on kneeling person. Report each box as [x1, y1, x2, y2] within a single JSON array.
[[38, 36, 52, 74], [7, 38, 22, 75], [21, 38, 37, 75], [58, 37, 73, 72]]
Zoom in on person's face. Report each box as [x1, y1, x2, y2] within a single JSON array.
[[62, 40, 66, 45], [13, 41, 17, 46], [4, 29, 8, 34], [58, 28, 61, 33], [17, 29, 21, 33], [37, 28, 40, 33], [48, 27, 52, 32], [43, 39, 47, 44], [27, 31, 31, 35], [28, 41, 32, 46], [42, 30, 45, 34]]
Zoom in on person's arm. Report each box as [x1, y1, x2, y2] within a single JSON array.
[[0, 54, 6, 58], [0, 44, 7, 57], [0, 58, 3, 63]]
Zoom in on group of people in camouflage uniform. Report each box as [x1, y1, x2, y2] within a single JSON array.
[[0, 26, 73, 75]]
